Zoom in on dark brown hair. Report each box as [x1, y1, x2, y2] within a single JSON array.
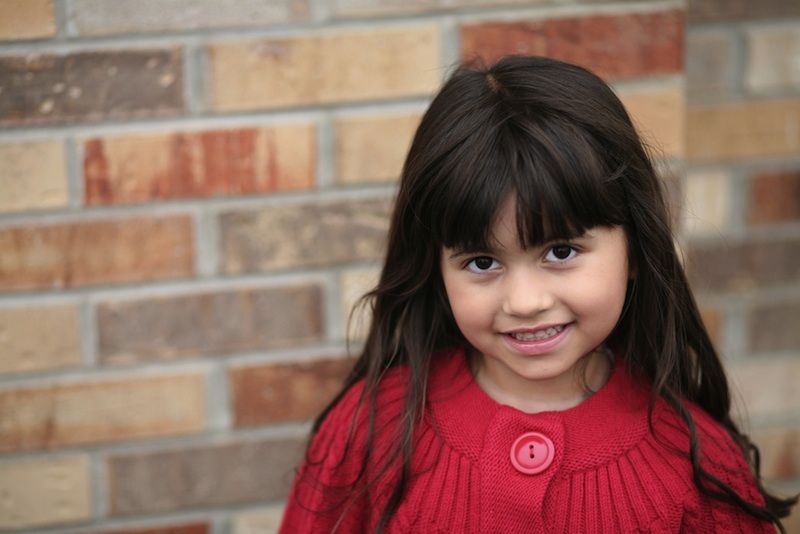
[[309, 55, 797, 532]]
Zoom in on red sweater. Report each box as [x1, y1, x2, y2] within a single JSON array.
[[280, 348, 773, 533]]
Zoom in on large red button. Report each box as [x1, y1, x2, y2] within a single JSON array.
[[510, 432, 555, 475]]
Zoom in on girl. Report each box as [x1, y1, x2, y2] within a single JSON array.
[[280, 56, 796, 533]]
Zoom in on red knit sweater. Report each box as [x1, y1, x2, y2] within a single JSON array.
[[280, 348, 773, 533]]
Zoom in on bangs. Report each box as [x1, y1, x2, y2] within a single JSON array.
[[434, 112, 628, 252]]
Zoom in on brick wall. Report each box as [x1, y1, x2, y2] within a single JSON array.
[[0, 0, 796, 532]]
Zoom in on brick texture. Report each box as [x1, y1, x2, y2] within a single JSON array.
[[688, 0, 800, 22], [747, 169, 800, 225], [0, 373, 204, 452], [619, 85, 685, 157], [0, 139, 67, 213], [95, 522, 210, 534], [686, 30, 737, 100], [220, 196, 392, 273], [84, 123, 316, 205], [0, 49, 183, 126], [682, 170, 731, 235], [746, 26, 800, 93], [340, 267, 380, 340], [0, 0, 55, 41], [208, 26, 440, 111], [108, 437, 304, 515], [231, 506, 284, 534], [0, 455, 90, 530], [230, 356, 351, 426], [729, 360, 800, 420], [461, 10, 684, 80], [70, 0, 309, 36], [687, 98, 800, 162], [0, 304, 81, 375], [331, 0, 537, 18], [97, 285, 323, 364], [335, 111, 421, 184], [686, 236, 800, 292], [748, 300, 800, 354], [753, 427, 800, 481], [0, 215, 193, 291]]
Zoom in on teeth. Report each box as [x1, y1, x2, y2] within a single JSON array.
[[511, 325, 564, 341]]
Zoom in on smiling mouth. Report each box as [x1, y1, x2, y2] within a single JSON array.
[[508, 325, 566, 342]]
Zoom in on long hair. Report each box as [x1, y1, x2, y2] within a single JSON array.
[[310, 55, 796, 532]]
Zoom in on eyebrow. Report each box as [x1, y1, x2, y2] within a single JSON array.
[[445, 229, 596, 260]]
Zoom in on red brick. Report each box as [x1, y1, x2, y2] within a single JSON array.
[[98, 285, 323, 364], [0, 49, 183, 126], [108, 437, 304, 515], [84, 124, 315, 205], [461, 10, 683, 80], [231, 356, 352, 427], [686, 236, 800, 292], [0, 216, 193, 291], [0, 373, 205, 452], [95, 522, 209, 534], [747, 169, 800, 225], [688, 0, 800, 22]]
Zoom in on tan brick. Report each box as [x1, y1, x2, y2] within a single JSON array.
[[752, 427, 800, 481], [0, 0, 55, 41], [340, 267, 379, 340], [747, 169, 800, 225], [95, 522, 210, 534], [220, 196, 391, 273], [619, 85, 685, 158], [0, 215, 193, 291], [682, 170, 731, 236], [0, 139, 67, 213], [0, 304, 81, 375], [689, 0, 800, 22], [687, 99, 800, 162], [231, 356, 351, 426], [686, 236, 800, 292], [98, 285, 323, 364], [0, 455, 90, 529], [209, 26, 440, 112], [108, 437, 303, 515], [699, 306, 722, 349], [686, 30, 737, 100], [461, 10, 684, 80], [748, 300, 800, 354], [0, 373, 204, 452], [231, 506, 284, 534], [747, 26, 800, 94], [335, 111, 421, 184], [85, 123, 315, 205], [729, 360, 800, 421], [0, 49, 183, 126], [71, 0, 309, 36]]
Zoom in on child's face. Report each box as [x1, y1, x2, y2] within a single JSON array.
[[440, 196, 630, 407]]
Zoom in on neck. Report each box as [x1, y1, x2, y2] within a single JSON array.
[[474, 349, 612, 414]]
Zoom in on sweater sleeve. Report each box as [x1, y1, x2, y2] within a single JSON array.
[[678, 407, 776, 533], [279, 382, 370, 533]]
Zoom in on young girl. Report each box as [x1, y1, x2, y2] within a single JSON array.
[[280, 56, 796, 533]]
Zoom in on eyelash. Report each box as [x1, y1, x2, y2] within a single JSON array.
[[463, 244, 579, 273]]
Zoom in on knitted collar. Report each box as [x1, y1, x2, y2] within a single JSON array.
[[426, 347, 655, 474]]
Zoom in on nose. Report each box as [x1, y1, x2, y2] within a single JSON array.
[[501, 268, 555, 317]]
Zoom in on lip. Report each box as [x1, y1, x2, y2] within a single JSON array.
[[501, 322, 572, 356]]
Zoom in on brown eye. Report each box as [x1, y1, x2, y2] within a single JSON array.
[[474, 257, 493, 269], [466, 256, 499, 273], [545, 245, 576, 263]]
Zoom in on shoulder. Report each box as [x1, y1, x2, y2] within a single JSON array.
[[652, 400, 774, 532]]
